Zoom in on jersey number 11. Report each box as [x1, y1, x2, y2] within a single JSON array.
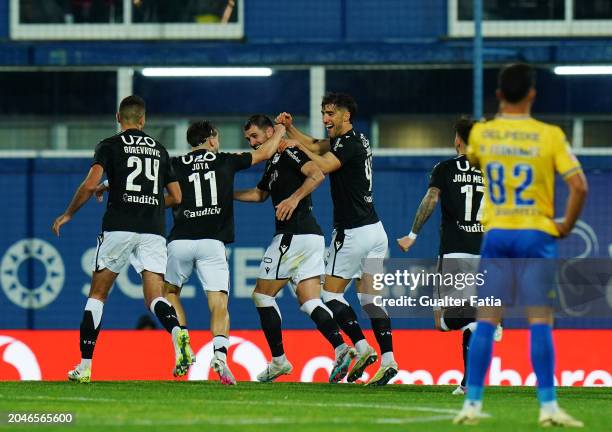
[[188, 171, 218, 207]]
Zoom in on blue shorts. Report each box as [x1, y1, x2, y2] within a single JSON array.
[[479, 229, 558, 307]]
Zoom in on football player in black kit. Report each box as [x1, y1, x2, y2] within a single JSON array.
[[276, 93, 397, 386], [52, 96, 186, 382], [163, 120, 285, 385], [235, 115, 355, 383], [398, 116, 501, 395]]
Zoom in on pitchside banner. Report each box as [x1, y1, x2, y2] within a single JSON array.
[[1, 156, 612, 329], [1, 330, 610, 386]]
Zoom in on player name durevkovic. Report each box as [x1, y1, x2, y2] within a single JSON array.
[[123, 146, 161, 157], [373, 295, 502, 308]]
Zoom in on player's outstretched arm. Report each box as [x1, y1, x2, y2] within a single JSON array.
[[52, 164, 104, 236], [164, 181, 182, 208], [276, 112, 330, 155], [555, 171, 588, 238], [397, 186, 440, 252], [291, 142, 341, 174], [275, 161, 325, 221], [234, 188, 269, 203], [250, 124, 286, 165]]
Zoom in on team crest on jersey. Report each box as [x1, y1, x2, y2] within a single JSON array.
[[333, 139, 343, 151], [271, 153, 281, 164]]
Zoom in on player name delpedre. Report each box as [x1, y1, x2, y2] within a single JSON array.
[[373, 295, 502, 308]]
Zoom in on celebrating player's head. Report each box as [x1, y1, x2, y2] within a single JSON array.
[[117, 95, 146, 129], [187, 120, 219, 152], [497, 63, 536, 105], [243, 114, 275, 149], [453, 116, 475, 155], [321, 92, 357, 139]]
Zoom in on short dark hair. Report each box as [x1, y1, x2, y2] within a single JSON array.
[[187, 120, 218, 147], [498, 63, 535, 104], [118, 95, 146, 124], [321, 92, 357, 122], [454, 116, 475, 145], [243, 114, 274, 131]]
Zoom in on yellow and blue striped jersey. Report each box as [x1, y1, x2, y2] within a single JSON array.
[[467, 115, 582, 236]]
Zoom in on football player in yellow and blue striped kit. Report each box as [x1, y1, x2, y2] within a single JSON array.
[[454, 64, 588, 427]]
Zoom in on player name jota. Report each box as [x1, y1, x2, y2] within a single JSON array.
[[183, 207, 222, 218], [374, 295, 502, 308], [452, 173, 483, 184]]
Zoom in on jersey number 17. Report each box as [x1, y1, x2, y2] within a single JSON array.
[[460, 184, 485, 221]]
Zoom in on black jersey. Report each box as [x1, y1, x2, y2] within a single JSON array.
[[92, 129, 175, 236], [329, 129, 379, 229], [257, 148, 323, 236], [429, 154, 484, 255], [168, 149, 252, 243]]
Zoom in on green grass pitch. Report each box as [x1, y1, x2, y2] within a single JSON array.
[[0, 382, 610, 431]]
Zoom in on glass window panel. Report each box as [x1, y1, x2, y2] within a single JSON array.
[[0, 122, 50, 150], [377, 116, 457, 149], [20, 0, 124, 24], [583, 120, 612, 147], [67, 123, 116, 149], [574, 0, 612, 19], [132, 0, 238, 24], [458, 0, 565, 21]]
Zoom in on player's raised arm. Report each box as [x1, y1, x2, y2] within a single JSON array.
[[276, 161, 325, 221], [290, 141, 341, 174], [555, 171, 588, 238], [276, 111, 330, 155], [52, 164, 104, 236], [234, 187, 269, 203], [397, 187, 440, 252], [250, 124, 286, 165]]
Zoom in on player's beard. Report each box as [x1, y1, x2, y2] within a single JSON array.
[[327, 123, 342, 139]]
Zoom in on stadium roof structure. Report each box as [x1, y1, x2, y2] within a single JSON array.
[[1, 39, 612, 69]]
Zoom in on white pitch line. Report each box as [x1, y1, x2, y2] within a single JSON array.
[[0, 394, 119, 403], [0, 394, 460, 415], [41, 415, 457, 427]]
